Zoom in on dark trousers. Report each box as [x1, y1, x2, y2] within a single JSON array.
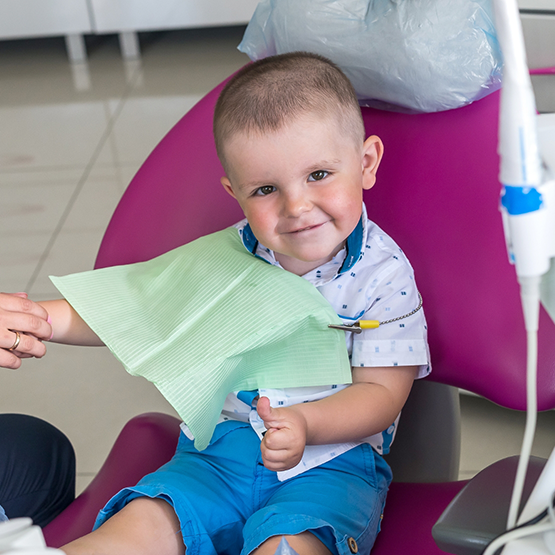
[[0, 414, 75, 527]]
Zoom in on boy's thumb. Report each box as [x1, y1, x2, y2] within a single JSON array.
[[257, 396, 277, 425]]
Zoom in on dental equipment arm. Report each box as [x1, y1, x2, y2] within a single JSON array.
[[493, 0, 555, 536]]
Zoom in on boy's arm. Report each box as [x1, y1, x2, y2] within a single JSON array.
[[38, 299, 104, 346], [257, 365, 418, 472]]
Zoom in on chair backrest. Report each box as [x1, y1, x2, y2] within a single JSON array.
[[96, 75, 555, 412]]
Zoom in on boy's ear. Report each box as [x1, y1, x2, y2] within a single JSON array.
[[221, 176, 237, 199], [361, 135, 384, 191]]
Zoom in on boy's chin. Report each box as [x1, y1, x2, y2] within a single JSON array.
[[275, 250, 340, 275]]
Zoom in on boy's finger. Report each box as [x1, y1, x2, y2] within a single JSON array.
[[261, 443, 289, 466], [257, 397, 282, 427], [261, 429, 289, 452]]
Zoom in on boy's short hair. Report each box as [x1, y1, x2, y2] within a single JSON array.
[[213, 52, 365, 170]]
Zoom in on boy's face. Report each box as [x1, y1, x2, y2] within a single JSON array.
[[221, 113, 383, 276]]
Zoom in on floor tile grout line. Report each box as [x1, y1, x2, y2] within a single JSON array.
[[25, 64, 143, 292]]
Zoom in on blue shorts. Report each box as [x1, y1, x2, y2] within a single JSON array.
[[94, 421, 392, 555]]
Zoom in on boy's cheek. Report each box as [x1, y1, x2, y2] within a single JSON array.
[[244, 207, 274, 234]]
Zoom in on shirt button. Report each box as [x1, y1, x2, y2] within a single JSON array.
[[348, 537, 358, 553]]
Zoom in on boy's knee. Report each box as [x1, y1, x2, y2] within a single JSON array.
[[122, 497, 177, 522], [115, 497, 183, 542], [64, 498, 184, 555], [252, 533, 332, 555]]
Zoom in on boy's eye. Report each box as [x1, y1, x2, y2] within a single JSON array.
[[308, 170, 328, 182], [255, 185, 276, 196]]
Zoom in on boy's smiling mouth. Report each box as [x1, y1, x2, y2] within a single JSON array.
[[285, 221, 329, 235]]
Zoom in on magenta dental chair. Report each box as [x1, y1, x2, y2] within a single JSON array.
[[43, 73, 555, 554]]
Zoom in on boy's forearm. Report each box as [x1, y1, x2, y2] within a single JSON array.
[[38, 300, 104, 346], [291, 365, 417, 445]]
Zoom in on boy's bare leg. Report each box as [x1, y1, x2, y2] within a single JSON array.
[[253, 532, 332, 555], [61, 498, 185, 555]]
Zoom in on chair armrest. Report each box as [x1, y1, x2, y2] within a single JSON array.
[[432, 456, 546, 555]]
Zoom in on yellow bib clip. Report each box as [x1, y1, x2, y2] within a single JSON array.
[[328, 293, 423, 334], [328, 320, 380, 334]]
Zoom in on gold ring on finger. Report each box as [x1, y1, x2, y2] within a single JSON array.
[[8, 331, 21, 351]]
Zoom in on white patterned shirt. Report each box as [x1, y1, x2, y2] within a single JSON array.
[[181, 204, 430, 480]]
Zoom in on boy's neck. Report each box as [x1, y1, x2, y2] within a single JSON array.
[[274, 242, 346, 276]]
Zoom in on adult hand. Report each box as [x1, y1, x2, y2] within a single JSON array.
[[257, 396, 308, 472], [0, 292, 51, 369]]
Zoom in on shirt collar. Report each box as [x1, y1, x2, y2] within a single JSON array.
[[236, 205, 367, 284]]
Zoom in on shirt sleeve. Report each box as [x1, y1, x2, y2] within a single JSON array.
[[350, 262, 431, 379]]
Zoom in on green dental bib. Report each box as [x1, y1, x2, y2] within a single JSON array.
[[51, 227, 351, 450]]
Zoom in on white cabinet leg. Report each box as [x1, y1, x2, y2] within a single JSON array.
[[118, 31, 140, 60], [65, 34, 87, 63]]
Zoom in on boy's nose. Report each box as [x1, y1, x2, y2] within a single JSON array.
[[282, 192, 312, 217]]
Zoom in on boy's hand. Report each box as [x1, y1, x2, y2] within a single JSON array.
[[257, 396, 308, 472], [0, 292, 52, 369]]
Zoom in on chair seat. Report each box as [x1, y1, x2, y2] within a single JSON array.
[[44, 411, 466, 554], [372, 481, 468, 555]]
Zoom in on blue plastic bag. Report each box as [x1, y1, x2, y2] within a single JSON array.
[[239, 0, 502, 113]]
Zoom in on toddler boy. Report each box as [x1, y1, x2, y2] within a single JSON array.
[[0, 52, 430, 555]]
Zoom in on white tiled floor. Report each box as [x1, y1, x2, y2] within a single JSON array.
[[0, 27, 554, 498]]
